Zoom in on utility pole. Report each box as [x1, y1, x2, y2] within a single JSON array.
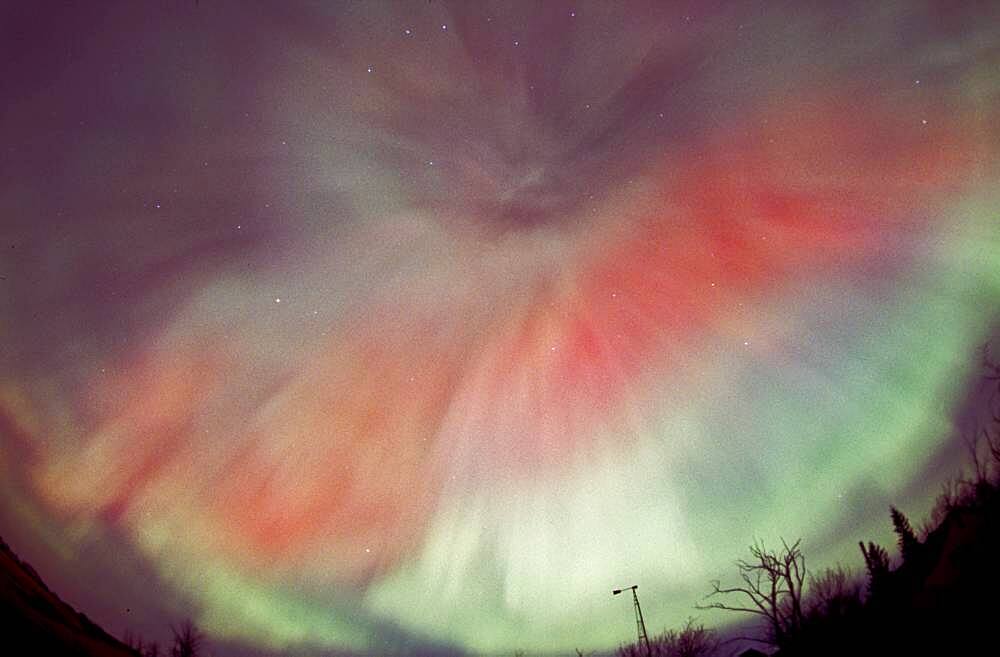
[[612, 584, 650, 656]]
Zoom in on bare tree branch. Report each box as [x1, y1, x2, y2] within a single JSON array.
[[697, 538, 807, 647]]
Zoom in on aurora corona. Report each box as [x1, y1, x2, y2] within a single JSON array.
[[1, 1, 998, 655]]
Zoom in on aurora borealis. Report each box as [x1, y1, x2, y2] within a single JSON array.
[[1, 1, 999, 655]]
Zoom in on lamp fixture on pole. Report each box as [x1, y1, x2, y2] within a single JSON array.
[[612, 584, 650, 656]]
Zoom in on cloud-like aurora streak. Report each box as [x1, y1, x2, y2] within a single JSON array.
[[1, 1, 999, 654]]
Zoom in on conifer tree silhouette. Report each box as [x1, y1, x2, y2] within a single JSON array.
[[858, 541, 890, 601], [889, 506, 920, 564]]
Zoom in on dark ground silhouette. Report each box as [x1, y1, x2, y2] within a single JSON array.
[[614, 350, 1000, 657], [0, 534, 137, 657]]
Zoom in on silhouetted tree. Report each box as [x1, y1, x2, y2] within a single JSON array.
[[858, 541, 890, 601], [170, 620, 203, 657], [804, 566, 863, 619], [890, 506, 920, 564], [972, 345, 1000, 482], [124, 629, 161, 657], [661, 617, 718, 657], [783, 564, 867, 654], [697, 538, 805, 647], [123, 629, 143, 655], [984, 345, 1000, 431], [617, 617, 717, 657]]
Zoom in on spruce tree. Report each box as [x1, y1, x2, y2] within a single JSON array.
[[859, 541, 890, 601], [890, 506, 920, 564]]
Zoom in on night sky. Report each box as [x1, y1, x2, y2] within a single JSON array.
[[1, 1, 999, 655]]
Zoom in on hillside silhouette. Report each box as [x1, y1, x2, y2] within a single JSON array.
[[768, 483, 1000, 656], [0, 535, 137, 657], [770, 351, 1000, 656], [612, 349, 1000, 657]]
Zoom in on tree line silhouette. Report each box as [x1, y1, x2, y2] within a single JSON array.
[[124, 619, 203, 657], [611, 349, 1000, 657]]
